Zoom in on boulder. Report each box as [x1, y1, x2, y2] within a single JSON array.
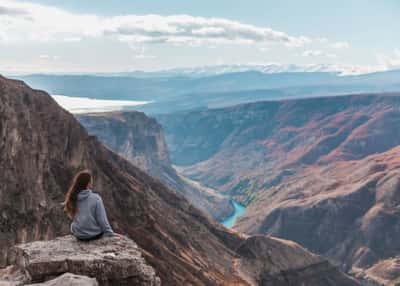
[[7, 235, 160, 286], [27, 273, 98, 286]]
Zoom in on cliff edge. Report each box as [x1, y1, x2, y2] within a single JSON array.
[[1, 235, 160, 286]]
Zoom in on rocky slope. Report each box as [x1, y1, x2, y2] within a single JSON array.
[[158, 94, 400, 282], [0, 75, 359, 285], [354, 255, 400, 286], [236, 146, 400, 278], [77, 112, 233, 221], [355, 256, 400, 286]]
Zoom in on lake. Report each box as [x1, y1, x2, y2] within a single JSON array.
[[51, 95, 151, 114]]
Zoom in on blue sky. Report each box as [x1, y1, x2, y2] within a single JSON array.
[[0, 0, 399, 73]]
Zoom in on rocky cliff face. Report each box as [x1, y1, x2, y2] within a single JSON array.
[[236, 146, 400, 276], [158, 94, 400, 282], [77, 112, 233, 221], [0, 75, 359, 286], [78, 112, 171, 174]]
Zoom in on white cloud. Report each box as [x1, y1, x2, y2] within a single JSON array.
[[134, 54, 156, 59], [39, 54, 59, 60], [0, 0, 104, 43], [377, 49, 400, 69], [63, 37, 82, 42], [128, 44, 156, 60], [103, 15, 311, 46], [0, 5, 29, 16], [302, 50, 337, 58], [302, 50, 323, 57], [0, 0, 310, 47], [316, 37, 328, 43], [331, 41, 350, 49]]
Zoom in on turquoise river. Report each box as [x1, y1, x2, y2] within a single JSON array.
[[221, 201, 246, 228]]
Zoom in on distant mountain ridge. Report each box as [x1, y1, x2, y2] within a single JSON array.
[[17, 63, 397, 78], [12, 69, 400, 114]]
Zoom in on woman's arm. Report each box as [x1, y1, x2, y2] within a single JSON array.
[[95, 196, 114, 236]]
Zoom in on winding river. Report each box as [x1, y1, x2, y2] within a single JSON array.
[[221, 201, 246, 228]]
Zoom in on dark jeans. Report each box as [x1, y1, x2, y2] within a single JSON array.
[[77, 232, 104, 242]]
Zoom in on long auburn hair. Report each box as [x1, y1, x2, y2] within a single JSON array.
[[64, 170, 92, 218]]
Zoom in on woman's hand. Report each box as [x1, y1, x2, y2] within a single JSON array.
[[113, 233, 124, 239]]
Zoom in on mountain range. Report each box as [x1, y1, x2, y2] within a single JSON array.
[[11, 69, 400, 114]]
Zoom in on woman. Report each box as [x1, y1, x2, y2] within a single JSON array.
[[64, 170, 115, 241]]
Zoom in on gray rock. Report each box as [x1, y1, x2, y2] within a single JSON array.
[[0, 266, 27, 286], [27, 273, 98, 286], [8, 235, 160, 286]]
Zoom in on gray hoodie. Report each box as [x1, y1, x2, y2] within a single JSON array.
[[71, 189, 114, 239]]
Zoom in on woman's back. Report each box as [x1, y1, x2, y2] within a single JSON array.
[[70, 189, 114, 240], [65, 170, 114, 240]]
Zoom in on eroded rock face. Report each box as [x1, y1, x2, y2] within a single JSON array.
[[8, 235, 160, 286], [78, 112, 171, 173], [77, 112, 233, 221]]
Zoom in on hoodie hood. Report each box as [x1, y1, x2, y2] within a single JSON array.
[[77, 189, 92, 201]]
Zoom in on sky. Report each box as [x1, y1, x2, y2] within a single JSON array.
[[0, 0, 399, 74]]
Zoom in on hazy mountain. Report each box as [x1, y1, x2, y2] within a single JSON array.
[[11, 69, 400, 115], [63, 64, 400, 78]]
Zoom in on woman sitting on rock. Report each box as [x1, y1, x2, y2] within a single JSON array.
[[64, 170, 115, 241]]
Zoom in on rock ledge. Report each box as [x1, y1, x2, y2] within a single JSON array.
[[3, 235, 160, 286]]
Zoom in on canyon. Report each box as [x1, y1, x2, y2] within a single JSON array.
[[78, 112, 233, 221], [158, 94, 400, 284], [0, 75, 360, 285]]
